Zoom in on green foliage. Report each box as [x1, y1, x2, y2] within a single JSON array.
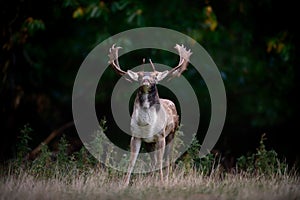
[[198, 153, 217, 176], [72, 147, 94, 170], [15, 119, 107, 175], [177, 133, 288, 176], [179, 136, 217, 175], [179, 135, 200, 171], [237, 133, 287, 175], [31, 143, 52, 176], [86, 119, 110, 166], [16, 124, 33, 163], [56, 135, 70, 167], [22, 17, 45, 36], [187, 136, 201, 162]]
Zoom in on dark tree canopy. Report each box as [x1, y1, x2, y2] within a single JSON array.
[[0, 0, 298, 166]]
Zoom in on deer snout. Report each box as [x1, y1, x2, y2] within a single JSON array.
[[142, 80, 150, 87], [141, 76, 151, 86], [141, 79, 152, 93]]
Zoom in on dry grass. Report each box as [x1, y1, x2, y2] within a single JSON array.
[[1, 166, 299, 200], [2, 131, 299, 199]]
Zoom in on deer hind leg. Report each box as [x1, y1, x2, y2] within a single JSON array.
[[144, 142, 157, 172], [165, 132, 175, 182], [124, 137, 141, 186]]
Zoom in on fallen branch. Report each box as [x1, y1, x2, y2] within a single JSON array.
[[27, 121, 74, 160]]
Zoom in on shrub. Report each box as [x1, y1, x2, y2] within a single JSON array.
[[16, 124, 33, 163], [237, 133, 287, 175]]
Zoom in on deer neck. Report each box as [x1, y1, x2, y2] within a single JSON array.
[[137, 84, 160, 111], [131, 84, 167, 139]]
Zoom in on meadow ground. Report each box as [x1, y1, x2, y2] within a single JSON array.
[[1, 166, 299, 200], [1, 130, 299, 199]]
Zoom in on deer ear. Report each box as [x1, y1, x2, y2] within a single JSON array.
[[127, 70, 139, 81], [156, 70, 169, 82]]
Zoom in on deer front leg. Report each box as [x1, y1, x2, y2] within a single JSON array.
[[124, 137, 142, 186], [156, 137, 166, 182]]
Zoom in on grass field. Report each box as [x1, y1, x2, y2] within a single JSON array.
[[1, 166, 299, 200], [1, 129, 299, 200]]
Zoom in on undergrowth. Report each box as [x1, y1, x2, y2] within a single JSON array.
[[2, 123, 293, 180], [0, 123, 299, 200]]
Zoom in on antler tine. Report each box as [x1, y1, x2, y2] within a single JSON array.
[[168, 44, 192, 78], [108, 44, 127, 76], [149, 59, 156, 71]]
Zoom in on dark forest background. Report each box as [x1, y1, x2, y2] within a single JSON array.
[[1, 0, 298, 168]]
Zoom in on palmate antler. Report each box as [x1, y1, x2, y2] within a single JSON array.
[[108, 44, 127, 76], [167, 44, 193, 79], [108, 44, 192, 81]]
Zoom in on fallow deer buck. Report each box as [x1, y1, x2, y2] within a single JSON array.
[[108, 44, 192, 186]]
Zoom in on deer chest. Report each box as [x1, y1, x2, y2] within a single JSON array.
[[130, 106, 167, 142]]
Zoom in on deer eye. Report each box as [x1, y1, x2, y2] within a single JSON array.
[[153, 75, 160, 83]]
